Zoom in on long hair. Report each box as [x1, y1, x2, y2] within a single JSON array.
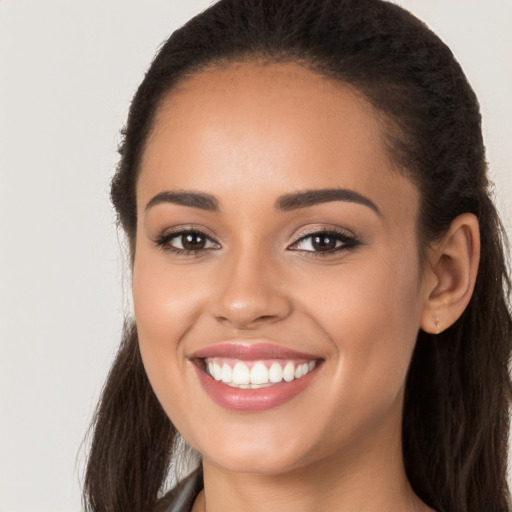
[[83, 1, 512, 511]]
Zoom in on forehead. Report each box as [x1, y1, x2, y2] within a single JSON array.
[[138, 61, 418, 221]]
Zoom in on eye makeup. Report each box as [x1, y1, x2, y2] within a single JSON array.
[[153, 225, 362, 258]]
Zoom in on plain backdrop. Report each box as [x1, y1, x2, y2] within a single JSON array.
[[0, 1, 510, 511]]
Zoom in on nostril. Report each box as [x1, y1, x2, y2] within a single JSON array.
[[215, 312, 287, 329], [257, 314, 281, 322]]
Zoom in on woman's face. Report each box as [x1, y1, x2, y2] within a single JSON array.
[[133, 62, 430, 474]]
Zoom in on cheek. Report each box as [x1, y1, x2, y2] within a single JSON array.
[[132, 243, 208, 347], [131, 244, 207, 407], [296, 246, 423, 405]]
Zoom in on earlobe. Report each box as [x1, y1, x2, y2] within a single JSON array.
[[421, 213, 480, 334]]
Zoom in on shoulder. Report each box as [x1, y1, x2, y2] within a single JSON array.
[[154, 467, 203, 512]]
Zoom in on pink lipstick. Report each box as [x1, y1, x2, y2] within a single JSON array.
[[191, 343, 322, 412]]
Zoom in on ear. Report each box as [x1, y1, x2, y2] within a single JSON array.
[[420, 213, 480, 334]]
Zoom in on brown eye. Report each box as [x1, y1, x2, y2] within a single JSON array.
[[311, 234, 337, 251], [181, 232, 207, 250], [289, 230, 359, 255], [155, 229, 220, 254]]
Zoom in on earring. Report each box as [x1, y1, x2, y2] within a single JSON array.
[[434, 318, 441, 334]]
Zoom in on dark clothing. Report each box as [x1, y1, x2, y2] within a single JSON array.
[[155, 468, 203, 512]]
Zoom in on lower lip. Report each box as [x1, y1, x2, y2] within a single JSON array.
[[194, 362, 320, 412]]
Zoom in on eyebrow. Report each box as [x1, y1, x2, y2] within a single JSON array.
[[145, 190, 220, 212], [144, 187, 380, 216], [276, 188, 381, 216]]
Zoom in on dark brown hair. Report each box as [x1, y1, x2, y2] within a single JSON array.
[[83, 1, 512, 511]]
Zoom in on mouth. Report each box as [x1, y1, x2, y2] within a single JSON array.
[[191, 343, 323, 412], [201, 357, 317, 389]]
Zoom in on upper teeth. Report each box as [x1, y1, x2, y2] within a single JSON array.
[[206, 359, 317, 388]]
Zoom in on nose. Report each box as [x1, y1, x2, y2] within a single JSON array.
[[209, 250, 292, 329]]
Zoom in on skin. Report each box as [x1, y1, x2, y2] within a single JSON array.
[[132, 62, 479, 512]]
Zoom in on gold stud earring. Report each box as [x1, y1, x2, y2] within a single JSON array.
[[435, 318, 441, 334]]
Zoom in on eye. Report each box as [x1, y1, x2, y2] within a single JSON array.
[[155, 229, 220, 254], [289, 230, 359, 255]]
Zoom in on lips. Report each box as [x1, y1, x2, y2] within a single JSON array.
[[191, 343, 323, 412]]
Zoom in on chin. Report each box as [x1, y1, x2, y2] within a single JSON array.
[[196, 428, 316, 476], [205, 451, 303, 476]]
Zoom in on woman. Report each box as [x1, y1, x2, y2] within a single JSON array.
[[83, 0, 512, 511]]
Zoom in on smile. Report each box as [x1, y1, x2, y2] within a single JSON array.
[[191, 343, 323, 412], [205, 358, 317, 388]]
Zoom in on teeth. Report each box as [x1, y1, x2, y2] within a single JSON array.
[[232, 361, 250, 385], [283, 361, 295, 382], [268, 362, 283, 383], [221, 363, 232, 383], [212, 361, 222, 381], [206, 358, 317, 388], [250, 362, 269, 384]]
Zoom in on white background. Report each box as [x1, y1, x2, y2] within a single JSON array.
[[0, 1, 510, 511]]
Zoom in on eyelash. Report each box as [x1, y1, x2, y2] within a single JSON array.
[[288, 229, 361, 257], [154, 228, 360, 257], [154, 229, 220, 256]]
